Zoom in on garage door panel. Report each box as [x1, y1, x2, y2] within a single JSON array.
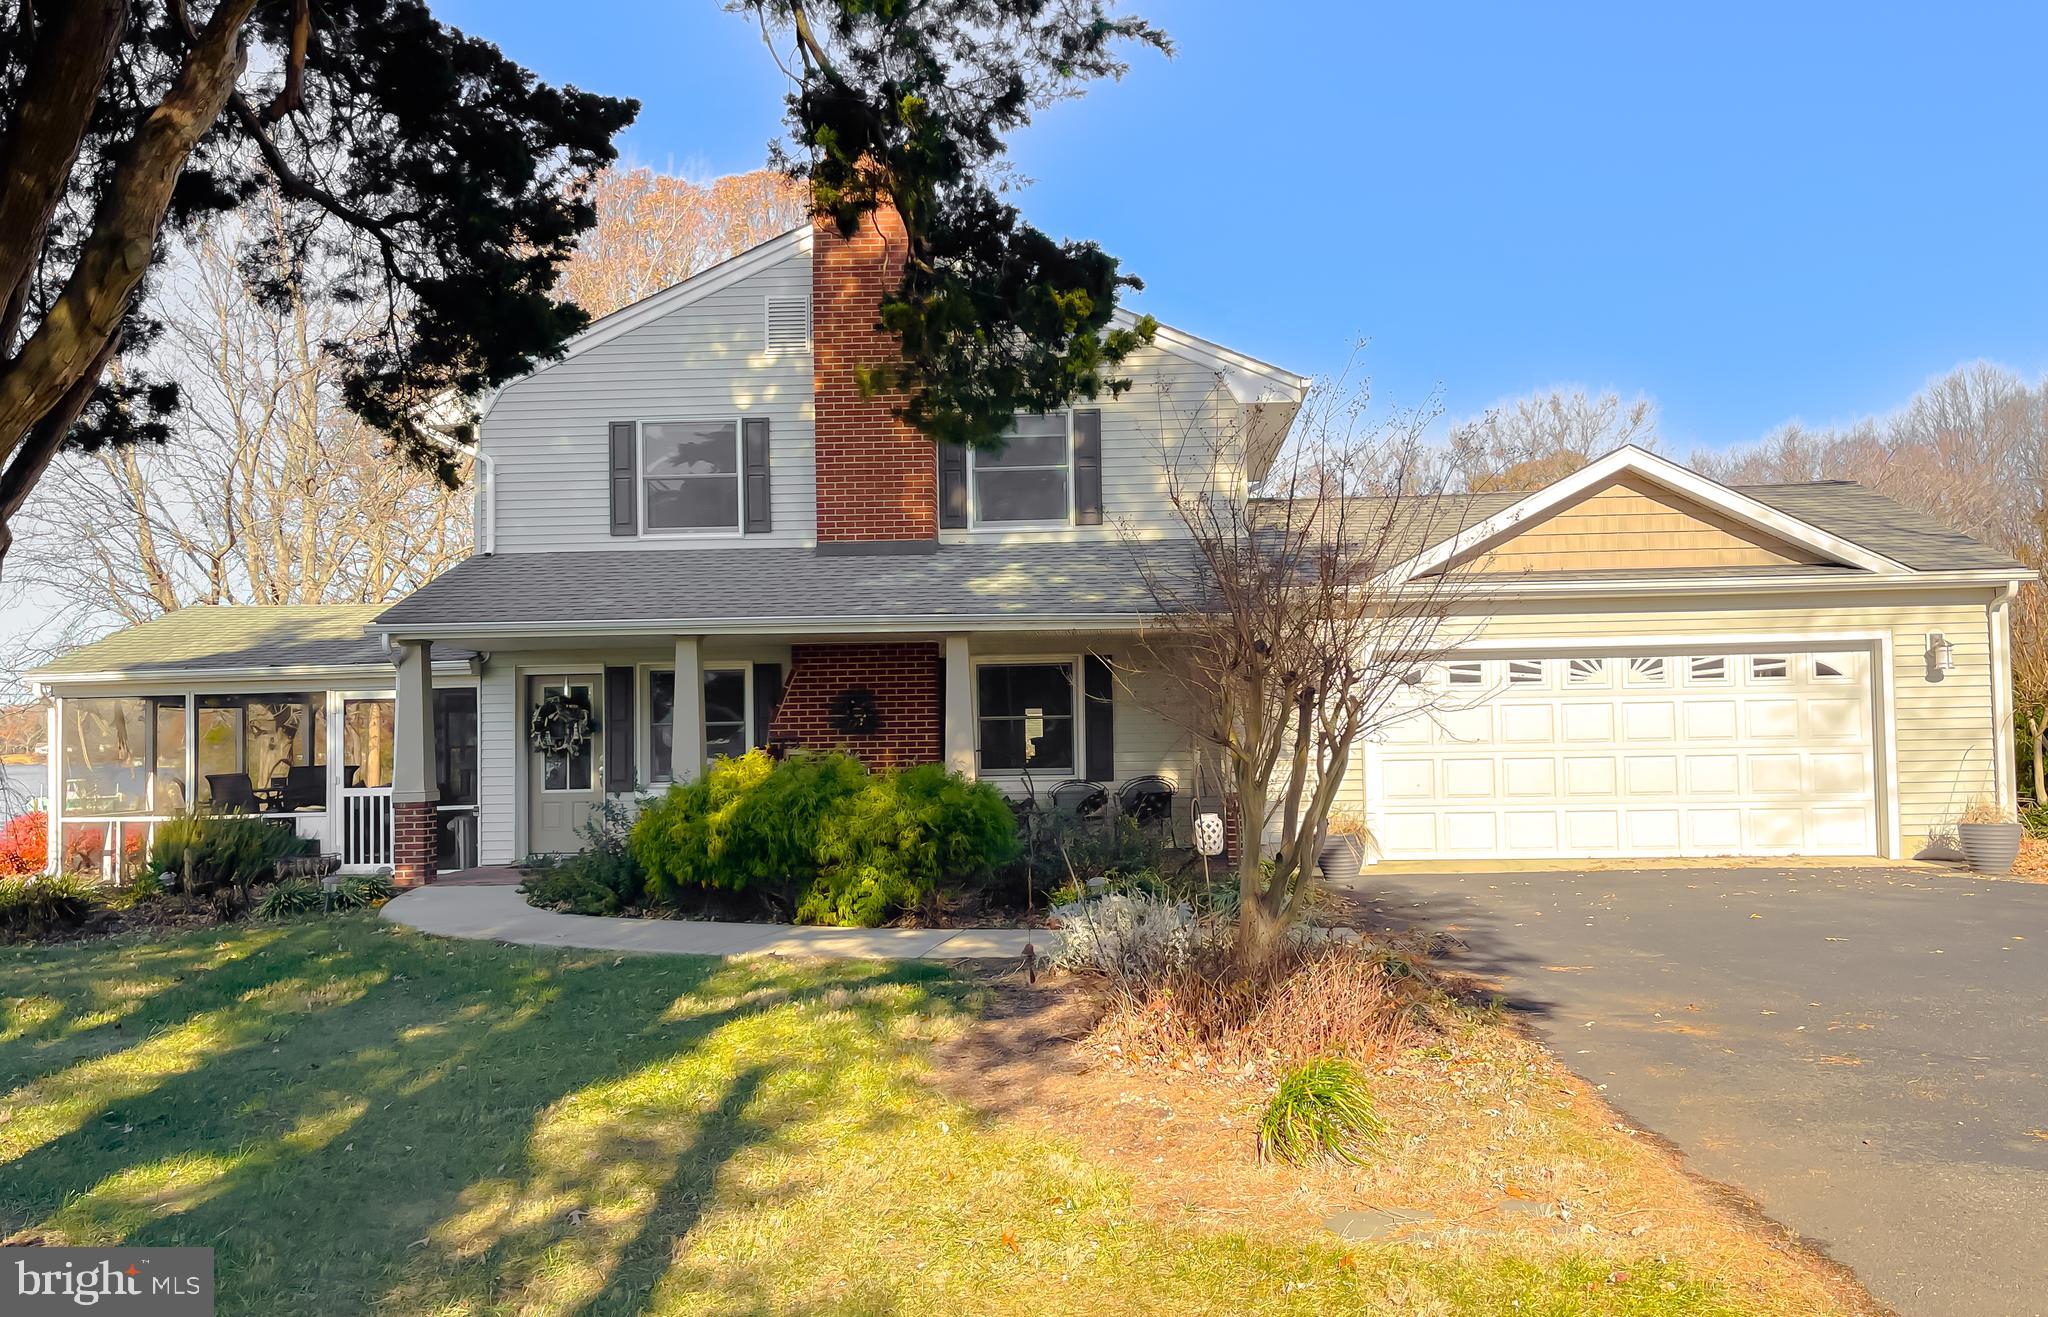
[[1382, 758, 1434, 798], [1503, 812, 1558, 851], [1499, 705, 1555, 742], [1687, 754, 1740, 794], [1749, 754, 1803, 795], [1564, 810, 1620, 850], [1685, 701, 1739, 739], [1564, 756, 1617, 795], [1628, 809, 1680, 850], [1502, 757, 1556, 796], [1373, 644, 1878, 861], [1746, 699, 1800, 739], [1441, 758, 1495, 798]]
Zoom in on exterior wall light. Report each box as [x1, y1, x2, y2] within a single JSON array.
[[1927, 632, 1956, 673]]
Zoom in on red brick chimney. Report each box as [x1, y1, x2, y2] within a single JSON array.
[[811, 210, 938, 547]]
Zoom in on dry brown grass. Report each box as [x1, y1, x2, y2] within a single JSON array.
[[1090, 941, 1438, 1075], [937, 937, 1885, 1316]]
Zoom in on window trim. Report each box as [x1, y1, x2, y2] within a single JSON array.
[[967, 411, 1075, 531], [1748, 655, 1792, 683], [637, 417, 745, 538], [643, 664, 754, 784], [971, 654, 1084, 779]]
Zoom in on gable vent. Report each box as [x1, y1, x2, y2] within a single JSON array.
[[765, 295, 810, 353]]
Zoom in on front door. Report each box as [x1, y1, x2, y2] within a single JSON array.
[[527, 675, 600, 856]]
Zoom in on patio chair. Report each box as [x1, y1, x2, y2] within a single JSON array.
[[276, 764, 325, 812], [1049, 779, 1108, 818], [1116, 775, 1178, 846], [204, 772, 260, 814]]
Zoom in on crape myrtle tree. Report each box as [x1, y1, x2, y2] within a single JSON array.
[[0, 1, 637, 567], [737, 0, 1170, 449], [1128, 375, 1478, 966]]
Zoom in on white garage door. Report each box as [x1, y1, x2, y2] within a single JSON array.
[[1370, 648, 1877, 859]]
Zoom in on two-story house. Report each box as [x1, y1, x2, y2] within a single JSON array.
[[31, 215, 2033, 884]]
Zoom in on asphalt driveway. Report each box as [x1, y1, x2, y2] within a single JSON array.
[[1349, 864, 2048, 1317]]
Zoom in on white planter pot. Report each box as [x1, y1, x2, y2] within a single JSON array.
[[1318, 833, 1366, 884], [1958, 822, 2023, 875]]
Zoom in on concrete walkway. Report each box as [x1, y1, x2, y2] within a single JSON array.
[[382, 883, 1051, 960]]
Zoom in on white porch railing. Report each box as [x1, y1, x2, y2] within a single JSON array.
[[340, 787, 394, 869]]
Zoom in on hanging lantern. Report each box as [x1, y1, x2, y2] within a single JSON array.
[[1193, 811, 1226, 857]]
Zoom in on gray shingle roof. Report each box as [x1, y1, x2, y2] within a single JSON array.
[[1257, 479, 2030, 575], [32, 605, 471, 679], [374, 542, 1173, 630]]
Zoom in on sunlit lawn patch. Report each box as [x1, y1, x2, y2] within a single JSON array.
[[4, 919, 1773, 1314]]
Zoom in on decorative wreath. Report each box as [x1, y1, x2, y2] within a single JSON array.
[[529, 692, 595, 755], [828, 687, 882, 737]]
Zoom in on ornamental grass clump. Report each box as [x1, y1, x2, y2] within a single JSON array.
[[0, 872, 96, 939], [1257, 1057, 1384, 1166]]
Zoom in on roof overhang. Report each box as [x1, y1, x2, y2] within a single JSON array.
[[1379, 445, 1917, 588]]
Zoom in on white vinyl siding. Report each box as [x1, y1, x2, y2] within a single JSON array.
[[482, 246, 816, 551]]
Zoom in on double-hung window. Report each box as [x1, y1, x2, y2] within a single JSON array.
[[648, 668, 751, 782], [975, 662, 1075, 774], [971, 413, 1071, 527], [642, 420, 740, 532]]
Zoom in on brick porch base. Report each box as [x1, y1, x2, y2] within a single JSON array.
[[392, 800, 438, 887]]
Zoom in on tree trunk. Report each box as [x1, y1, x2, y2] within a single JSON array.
[[2030, 714, 2045, 809]]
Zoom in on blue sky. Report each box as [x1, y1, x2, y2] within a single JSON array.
[[437, 0, 2048, 452]]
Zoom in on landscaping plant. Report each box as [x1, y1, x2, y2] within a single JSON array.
[[149, 813, 316, 910], [255, 878, 323, 920], [329, 872, 398, 911], [0, 872, 96, 940], [0, 809, 47, 876], [523, 796, 648, 915], [804, 763, 1020, 925], [627, 751, 1018, 926], [1257, 1057, 1384, 1166]]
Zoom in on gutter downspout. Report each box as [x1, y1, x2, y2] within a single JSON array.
[[423, 424, 495, 557]]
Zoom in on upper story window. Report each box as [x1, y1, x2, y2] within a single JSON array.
[[641, 420, 740, 532], [972, 413, 1071, 527]]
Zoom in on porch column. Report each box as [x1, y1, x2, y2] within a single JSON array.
[[391, 640, 439, 886], [673, 636, 705, 782], [943, 634, 975, 778], [45, 698, 60, 875]]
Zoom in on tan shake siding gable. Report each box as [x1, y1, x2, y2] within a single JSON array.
[[811, 211, 939, 543]]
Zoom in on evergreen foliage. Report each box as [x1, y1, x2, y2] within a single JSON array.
[[741, 0, 1169, 449]]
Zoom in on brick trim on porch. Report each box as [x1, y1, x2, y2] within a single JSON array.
[[392, 800, 438, 887]]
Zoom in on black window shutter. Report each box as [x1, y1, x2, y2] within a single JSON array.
[[1083, 654, 1114, 781], [603, 666, 635, 792], [938, 442, 970, 529], [742, 417, 772, 534], [751, 663, 783, 749], [608, 422, 638, 536], [1073, 409, 1103, 525]]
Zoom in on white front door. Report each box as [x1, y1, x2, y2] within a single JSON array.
[[1370, 647, 1878, 860], [527, 675, 600, 856]]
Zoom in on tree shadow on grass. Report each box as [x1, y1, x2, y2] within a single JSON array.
[[3, 922, 960, 1314]]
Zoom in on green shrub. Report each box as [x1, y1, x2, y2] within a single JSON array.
[[330, 872, 397, 910], [803, 763, 1021, 926], [256, 878, 323, 919], [0, 873, 96, 939], [149, 813, 315, 903], [630, 750, 865, 907], [2023, 804, 2048, 839], [106, 869, 165, 911], [1257, 1057, 1383, 1166], [521, 861, 625, 915]]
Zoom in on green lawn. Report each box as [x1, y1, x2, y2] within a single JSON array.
[[0, 918, 1743, 1315]]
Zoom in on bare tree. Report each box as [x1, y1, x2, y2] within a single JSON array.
[[558, 166, 809, 320], [1695, 362, 2048, 560], [1126, 377, 1475, 965], [7, 199, 471, 633], [1446, 388, 1657, 492]]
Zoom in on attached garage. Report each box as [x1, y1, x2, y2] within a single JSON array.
[[1369, 645, 1879, 860], [1337, 445, 2033, 864]]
